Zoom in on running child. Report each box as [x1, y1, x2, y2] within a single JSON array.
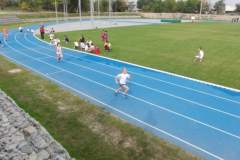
[[115, 68, 131, 95], [19, 26, 23, 32], [56, 43, 63, 62]]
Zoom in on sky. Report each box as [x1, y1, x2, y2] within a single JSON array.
[[210, 0, 238, 6], [210, 0, 239, 10]]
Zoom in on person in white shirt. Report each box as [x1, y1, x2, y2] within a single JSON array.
[[115, 68, 131, 95], [194, 47, 204, 62], [80, 42, 85, 50], [85, 44, 89, 52], [191, 16, 195, 23], [49, 33, 54, 41], [74, 41, 79, 49], [56, 43, 63, 62], [19, 26, 23, 32], [53, 38, 61, 47]]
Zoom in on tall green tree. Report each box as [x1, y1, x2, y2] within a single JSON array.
[[163, 0, 177, 12], [214, 0, 225, 14], [184, 0, 200, 13], [112, 0, 128, 12], [151, 0, 164, 13], [0, 0, 8, 10], [235, 3, 240, 13], [176, 0, 185, 13]]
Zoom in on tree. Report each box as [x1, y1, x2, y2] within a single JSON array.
[[184, 0, 200, 13], [214, 0, 225, 14], [99, 0, 109, 12], [151, 0, 164, 13], [112, 0, 128, 12], [176, 0, 185, 13], [0, 0, 8, 10], [137, 0, 155, 11], [235, 3, 240, 13], [163, 0, 177, 12], [19, 1, 30, 11], [202, 1, 210, 13]]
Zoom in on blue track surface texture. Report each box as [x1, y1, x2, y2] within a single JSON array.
[[1, 24, 240, 160]]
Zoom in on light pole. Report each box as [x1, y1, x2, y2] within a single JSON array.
[[63, 0, 68, 21], [199, 0, 203, 20], [109, 0, 112, 19], [55, 0, 58, 23], [98, 0, 100, 19], [90, 0, 94, 25], [78, 0, 82, 21]]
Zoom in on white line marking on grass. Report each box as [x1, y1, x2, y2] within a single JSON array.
[[33, 33, 240, 105], [10, 33, 240, 141], [0, 47, 224, 160], [24, 33, 240, 120]]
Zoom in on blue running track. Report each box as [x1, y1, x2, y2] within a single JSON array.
[[1, 24, 240, 160]]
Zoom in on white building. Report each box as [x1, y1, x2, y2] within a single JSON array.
[[123, 0, 138, 12]]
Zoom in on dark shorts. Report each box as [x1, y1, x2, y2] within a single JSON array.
[[119, 84, 128, 89]]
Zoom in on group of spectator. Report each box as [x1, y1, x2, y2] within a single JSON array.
[[74, 36, 100, 55], [46, 25, 112, 55], [232, 18, 239, 23], [73, 30, 112, 54]]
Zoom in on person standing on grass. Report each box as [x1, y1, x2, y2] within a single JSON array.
[[40, 25, 45, 39], [80, 35, 85, 43], [64, 35, 70, 44], [194, 47, 204, 62], [105, 30, 109, 42], [115, 68, 131, 95], [101, 30, 105, 41], [56, 43, 63, 62]]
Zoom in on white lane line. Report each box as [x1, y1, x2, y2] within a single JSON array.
[[11, 33, 240, 141], [24, 33, 240, 120], [0, 47, 224, 160], [32, 33, 240, 105], [46, 70, 63, 76]]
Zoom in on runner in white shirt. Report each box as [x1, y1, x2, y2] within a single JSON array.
[[115, 68, 131, 95], [19, 26, 23, 32], [194, 47, 204, 62], [56, 43, 63, 62]]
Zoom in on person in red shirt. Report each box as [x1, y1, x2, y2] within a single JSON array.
[[40, 25, 45, 39], [100, 30, 105, 41], [95, 46, 100, 55]]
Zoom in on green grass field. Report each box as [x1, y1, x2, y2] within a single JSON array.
[[54, 22, 240, 90]]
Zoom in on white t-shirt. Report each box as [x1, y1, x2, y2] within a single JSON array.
[[80, 42, 85, 49], [56, 46, 62, 56], [49, 34, 54, 40], [198, 50, 204, 59], [74, 41, 79, 47], [85, 45, 89, 51], [116, 73, 130, 85]]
